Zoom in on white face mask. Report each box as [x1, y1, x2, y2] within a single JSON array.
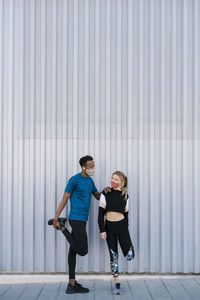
[[85, 168, 95, 176]]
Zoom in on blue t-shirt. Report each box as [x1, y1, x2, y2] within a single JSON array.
[[65, 173, 98, 221]]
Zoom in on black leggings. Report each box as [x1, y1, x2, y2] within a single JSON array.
[[62, 220, 88, 279], [105, 218, 135, 277]]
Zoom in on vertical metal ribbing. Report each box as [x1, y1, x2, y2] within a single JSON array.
[[182, 0, 188, 273], [149, 0, 155, 273], [0, 0, 199, 274], [17, 0, 25, 272], [105, 0, 111, 273], [34, 0, 42, 272], [72, 0, 78, 174], [84, 0, 89, 145], [138, 0, 144, 272], [51, 0, 57, 272], [1, 0, 7, 271], [0, 0, 2, 272], [193, 0, 200, 274], [28, 0, 35, 272], [59, 0, 68, 272], [40, 0, 46, 272], [116, 0, 122, 170], [45, 0, 54, 272], [93, 0, 100, 273], [160, 0, 167, 273], [7, 0, 14, 271], [171, 0, 177, 273], [23, 0, 31, 271], [127, 0, 133, 274]]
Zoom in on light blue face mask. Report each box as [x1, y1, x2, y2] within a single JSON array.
[[85, 168, 95, 176]]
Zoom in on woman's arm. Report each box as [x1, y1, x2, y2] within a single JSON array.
[[98, 206, 106, 233], [124, 196, 130, 223], [98, 193, 107, 239], [124, 211, 129, 220]]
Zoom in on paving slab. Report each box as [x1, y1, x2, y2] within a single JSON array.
[[0, 275, 200, 300]]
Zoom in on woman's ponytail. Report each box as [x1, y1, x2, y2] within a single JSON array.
[[121, 175, 128, 200]]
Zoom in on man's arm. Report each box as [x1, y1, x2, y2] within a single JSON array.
[[93, 186, 112, 200], [93, 192, 101, 200], [53, 191, 71, 229]]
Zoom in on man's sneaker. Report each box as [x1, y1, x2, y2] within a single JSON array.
[[74, 280, 82, 287], [113, 283, 121, 295], [66, 282, 89, 294], [47, 217, 67, 228]]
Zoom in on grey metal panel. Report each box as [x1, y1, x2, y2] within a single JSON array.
[[0, 0, 200, 273]]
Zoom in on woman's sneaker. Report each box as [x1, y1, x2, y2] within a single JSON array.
[[66, 282, 89, 294], [113, 283, 121, 295]]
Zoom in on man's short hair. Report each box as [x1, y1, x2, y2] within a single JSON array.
[[79, 155, 94, 167]]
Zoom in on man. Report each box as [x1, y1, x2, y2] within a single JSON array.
[[48, 155, 110, 294]]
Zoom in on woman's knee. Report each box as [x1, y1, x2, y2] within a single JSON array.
[[125, 245, 135, 261]]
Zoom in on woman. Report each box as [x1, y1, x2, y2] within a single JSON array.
[[98, 171, 135, 295]]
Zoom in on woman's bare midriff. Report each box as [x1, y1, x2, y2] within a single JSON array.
[[106, 211, 125, 222]]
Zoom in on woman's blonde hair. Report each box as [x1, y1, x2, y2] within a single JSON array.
[[112, 171, 128, 200]]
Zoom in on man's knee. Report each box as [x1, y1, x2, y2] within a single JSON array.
[[79, 248, 88, 256]]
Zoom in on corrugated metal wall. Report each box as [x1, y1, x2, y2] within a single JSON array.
[[0, 0, 200, 273]]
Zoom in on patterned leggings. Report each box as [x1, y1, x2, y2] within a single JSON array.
[[105, 218, 135, 277]]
